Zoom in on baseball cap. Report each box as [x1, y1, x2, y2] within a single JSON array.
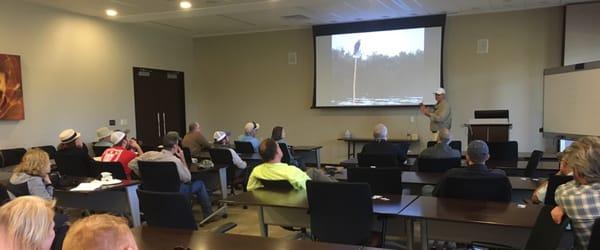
[[434, 88, 446, 95], [110, 131, 126, 145], [163, 131, 181, 148], [213, 131, 227, 142], [467, 140, 489, 163]]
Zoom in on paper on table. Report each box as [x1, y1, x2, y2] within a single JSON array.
[[70, 181, 103, 191]]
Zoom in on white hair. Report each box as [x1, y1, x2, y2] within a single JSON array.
[[373, 123, 388, 140]]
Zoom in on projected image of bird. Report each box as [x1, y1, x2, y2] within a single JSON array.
[[353, 39, 362, 58]]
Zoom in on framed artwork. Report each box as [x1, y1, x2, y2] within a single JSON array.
[[0, 54, 24, 120]]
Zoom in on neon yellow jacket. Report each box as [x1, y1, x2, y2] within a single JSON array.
[[246, 162, 311, 191]]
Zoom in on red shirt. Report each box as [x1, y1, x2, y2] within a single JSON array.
[[100, 146, 136, 179]]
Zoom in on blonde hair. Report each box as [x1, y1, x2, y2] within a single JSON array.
[[13, 149, 51, 177], [0, 196, 56, 250], [565, 136, 600, 183], [63, 214, 137, 250]]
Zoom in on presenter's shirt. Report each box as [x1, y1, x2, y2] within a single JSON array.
[[430, 99, 452, 132]]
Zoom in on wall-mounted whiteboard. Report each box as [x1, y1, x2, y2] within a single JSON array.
[[544, 62, 600, 135]]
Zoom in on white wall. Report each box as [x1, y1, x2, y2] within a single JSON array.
[[191, 7, 564, 164], [0, 1, 196, 148]]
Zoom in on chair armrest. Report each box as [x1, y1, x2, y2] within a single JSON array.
[[212, 222, 237, 234]]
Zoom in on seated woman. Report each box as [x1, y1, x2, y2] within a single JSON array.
[[7, 149, 54, 199], [0, 196, 56, 250]]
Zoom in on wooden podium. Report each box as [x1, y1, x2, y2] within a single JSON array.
[[466, 110, 511, 142]]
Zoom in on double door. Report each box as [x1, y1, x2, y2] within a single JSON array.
[[133, 67, 186, 146]]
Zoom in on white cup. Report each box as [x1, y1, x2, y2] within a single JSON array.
[[100, 172, 113, 182]]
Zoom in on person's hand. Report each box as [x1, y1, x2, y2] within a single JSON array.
[[175, 146, 185, 160], [531, 192, 540, 204], [551, 206, 565, 224], [43, 174, 52, 185], [419, 103, 428, 114]]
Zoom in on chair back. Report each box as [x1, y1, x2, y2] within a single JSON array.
[[347, 167, 403, 194], [0, 184, 10, 206], [436, 175, 512, 202], [257, 178, 294, 190], [588, 218, 600, 250], [55, 151, 93, 177], [278, 143, 294, 165], [94, 161, 127, 180], [0, 148, 27, 167], [6, 182, 30, 197], [357, 153, 400, 168], [182, 147, 193, 166], [544, 175, 574, 206], [487, 141, 518, 164], [136, 189, 197, 230], [138, 161, 181, 192], [524, 150, 544, 177], [417, 157, 461, 172], [234, 141, 255, 153], [427, 141, 462, 151], [209, 148, 234, 166], [524, 205, 569, 250], [32, 145, 57, 160], [92, 145, 110, 157], [307, 181, 373, 245]]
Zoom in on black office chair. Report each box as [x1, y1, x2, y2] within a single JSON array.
[[182, 147, 193, 166], [487, 141, 518, 165], [257, 178, 294, 190], [426, 140, 462, 152], [138, 161, 181, 192], [33, 145, 57, 160], [416, 157, 461, 172], [307, 181, 373, 245], [0, 148, 27, 167], [523, 150, 544, 177], [435, 175, 512, 202], [209, 148, 244, 195], [55, 152, 93, 177], [0, 184, 10, 205], [472, 205, 569, 250], [544, 175, 574, 205], [588, 218, 600, 250], [93, 161, 127, 180], [347, 167, 403, 194], [278, 142, 304, 169], [234, 141, 255, 153], [137, 189, 198, 230], [92, 145, 110, 157], [357, 153, 400, 168]]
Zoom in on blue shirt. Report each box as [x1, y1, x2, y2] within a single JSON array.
[[238, 135, 260, 152]]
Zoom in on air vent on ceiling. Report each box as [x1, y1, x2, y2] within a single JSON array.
[[281, 14, 310, 22]]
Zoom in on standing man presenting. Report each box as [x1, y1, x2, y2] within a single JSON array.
[[420, 88, 452, 140]]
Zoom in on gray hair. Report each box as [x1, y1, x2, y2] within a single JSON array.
[[373, 123, 388, 140], [567, 136, 600, 183]]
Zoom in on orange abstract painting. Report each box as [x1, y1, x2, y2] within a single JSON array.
[[0, 54, 24, 120]]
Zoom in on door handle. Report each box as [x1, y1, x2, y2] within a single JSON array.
[[162, 112, 166, 135], [156, 112, 161, 137]]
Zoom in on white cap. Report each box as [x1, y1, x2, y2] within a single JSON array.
[[110, 131, 126, 144], [213, 131, 227, 142], [434, 88, 446, 95], [244, 121, 260, 133]]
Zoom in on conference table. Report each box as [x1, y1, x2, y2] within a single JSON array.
[[54, 178, 142, 227], [222, 188, 418, 242], [338, 137, 420, 159], [292, 145, 323, 168], [131, 226, 387, 250], [399, 196, 542, 250]]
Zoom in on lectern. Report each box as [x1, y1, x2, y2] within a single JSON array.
[[465, 110, 511, 142]]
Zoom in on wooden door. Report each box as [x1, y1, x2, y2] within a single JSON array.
[[133, 67, 186, 146]]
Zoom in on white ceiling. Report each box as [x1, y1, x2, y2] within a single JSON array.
[[24, 0, 597, 37]]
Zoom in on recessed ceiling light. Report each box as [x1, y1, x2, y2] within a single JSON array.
[[105, 9, 118, 17], [180, 1, 192, 9]]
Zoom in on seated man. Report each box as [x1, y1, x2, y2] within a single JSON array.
[[62, 214, 138, 250], [433, 140, 508, 197], [419, 128, 460, 159], [551, 136, 600, 249], [246, 139, 314, 191], [531, 149, 573, 204], [361, 123, 407, 164], [94, 127, 113, 147], [100, 131, 143, 179], [238, 121, 261, 152], [213, 131, 247, 170], [129, 132, 214, 219], [182, 122, 211, 157]]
